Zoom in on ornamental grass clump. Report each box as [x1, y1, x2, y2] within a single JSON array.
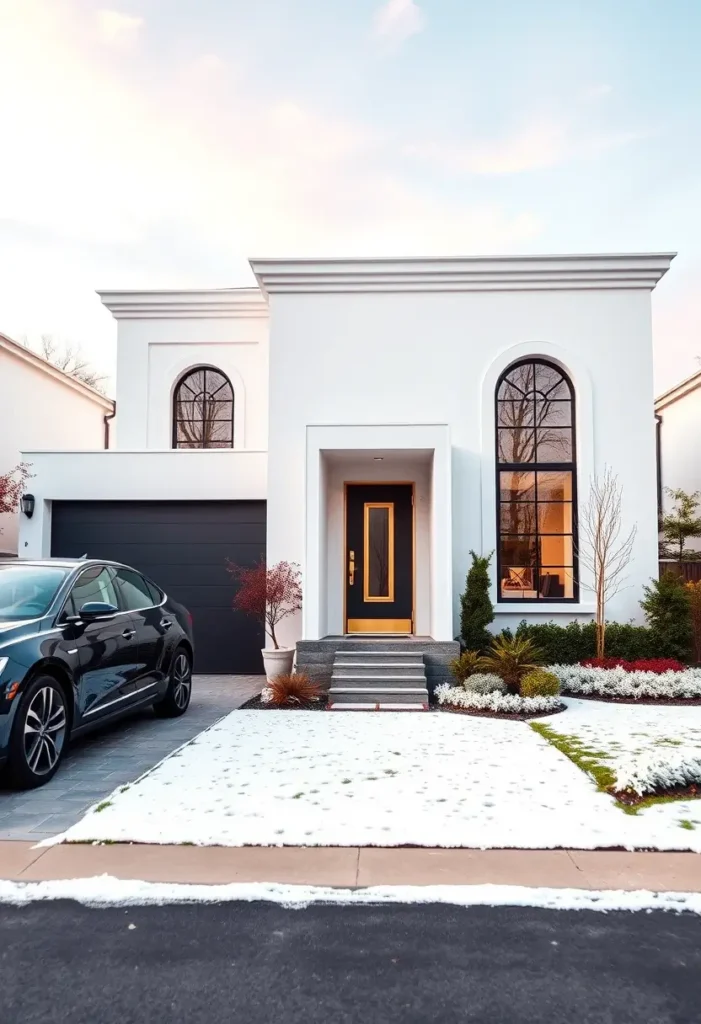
[[479, 635, 543, 694], [449, 650, 482, 684], [519, 668, 561, 698], [263, 673, 322, 706]]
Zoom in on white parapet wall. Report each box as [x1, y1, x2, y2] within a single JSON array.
[[18, 449, 268, 558]]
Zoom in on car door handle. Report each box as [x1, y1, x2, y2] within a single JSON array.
[[160, 619, 173, 630], [122, 629, 136, 640]]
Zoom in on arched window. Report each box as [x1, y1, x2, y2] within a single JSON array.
[[495, 359, 578, 601], [173, 366, 234, 449]]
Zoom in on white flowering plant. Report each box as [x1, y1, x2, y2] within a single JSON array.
[[435, 683, 562, 716], [613, 749, 701, 797], [550, 664, 701, 700]]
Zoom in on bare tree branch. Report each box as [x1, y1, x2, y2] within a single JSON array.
[[577, 467, 637, 658], [39, 334, 107, 392]]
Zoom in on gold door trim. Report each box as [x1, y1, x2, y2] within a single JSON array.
[[347, 618, 412, 634], [343, 482, 415, 635], [363, 502, 394, 603]]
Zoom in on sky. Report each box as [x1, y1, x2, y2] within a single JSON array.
[[0, 0, 700, 394]]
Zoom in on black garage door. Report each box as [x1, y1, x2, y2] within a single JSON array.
[[51, 501, 266, 674]]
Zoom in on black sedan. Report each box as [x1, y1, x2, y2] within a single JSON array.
[[0, 559, 194, 789]]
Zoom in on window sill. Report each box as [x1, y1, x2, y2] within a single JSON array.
[[495, 602, 596, 615]]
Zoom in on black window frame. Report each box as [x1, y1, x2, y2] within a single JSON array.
[[495, 358, 579, 604], [172, 366, 234, 449]]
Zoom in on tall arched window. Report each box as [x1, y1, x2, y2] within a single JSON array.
[[173, 366, 234, 449], [496, 359, 578, 601]]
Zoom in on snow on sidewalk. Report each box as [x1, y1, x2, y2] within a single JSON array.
[[2, 876, 701, 915], [51, 706, 701, 851]]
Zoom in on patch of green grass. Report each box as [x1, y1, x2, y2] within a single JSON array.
[[530, 722, 701, 816], [530, 722, 616, 791], [679, 819, 696, 831], [654, 738, 684, 747], [292, 792, 305, 799], [94, 801, 112, 813]]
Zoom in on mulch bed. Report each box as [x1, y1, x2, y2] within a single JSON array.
[[611, 783, 701, 807], [432, 703, 566, 722], [240, 695, 329, 711], [563, 692, 701, 706]]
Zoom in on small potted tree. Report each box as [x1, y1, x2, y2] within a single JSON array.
[[227, 560, 302, 680]]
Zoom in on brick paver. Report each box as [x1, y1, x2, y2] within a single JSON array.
[[0, 675, 262, 841]]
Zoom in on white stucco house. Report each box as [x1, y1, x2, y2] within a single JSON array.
[[0, 332, 113, 557], [656, 367, 701, 553], [18, 253, 674, 678]]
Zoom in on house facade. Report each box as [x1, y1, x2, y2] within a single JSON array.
[[19, 254, 673, 673], [656, 368, 701, 553], [0, 333, 113, 557]]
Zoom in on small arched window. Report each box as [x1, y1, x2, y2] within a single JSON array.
[[173, 366, 234, 449], [495, 359, 578, 602]]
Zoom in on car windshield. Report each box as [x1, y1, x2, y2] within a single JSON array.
[[0, 565, 69, 622]]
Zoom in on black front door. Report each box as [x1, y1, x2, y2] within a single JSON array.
[[345, 484, 413, 633]]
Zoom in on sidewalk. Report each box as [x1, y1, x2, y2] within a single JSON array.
[[2, 841, 700, 891]]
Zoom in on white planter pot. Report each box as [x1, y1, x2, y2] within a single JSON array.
[[262, 647, 295, 682]]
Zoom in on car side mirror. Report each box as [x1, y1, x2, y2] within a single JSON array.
[[79, 601, 119, 621]]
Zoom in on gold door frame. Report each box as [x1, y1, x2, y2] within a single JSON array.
[[343, 482, 415, 635]]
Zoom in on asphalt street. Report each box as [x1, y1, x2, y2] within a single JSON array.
[[1, 900, 699, 1023]]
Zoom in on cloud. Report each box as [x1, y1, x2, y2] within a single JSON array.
[[372, 0, 425, 46], [405, 118, 644, 176], [96, 9, 144, 46]]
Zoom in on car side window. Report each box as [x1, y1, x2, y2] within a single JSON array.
[[114, 569, 156, 612], [66, 566, 119, 616], [145, 580, 164, 605]]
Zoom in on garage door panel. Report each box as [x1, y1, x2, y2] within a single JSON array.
[[51, 501, 266, 674], [55, 501, 265, 526], [54, 522, 265, 546]]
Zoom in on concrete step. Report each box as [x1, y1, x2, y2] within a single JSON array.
[[332, 661, 425, 674], [331, 674, 428, 688], [329, 688, 429, 705], [334, 649, 424, 659]]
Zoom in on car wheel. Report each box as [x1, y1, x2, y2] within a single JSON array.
[[154, 648, 192, 718], [8, 675, 69, 789]]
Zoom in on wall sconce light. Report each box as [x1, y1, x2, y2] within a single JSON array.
[[20, 494, 35, 519]]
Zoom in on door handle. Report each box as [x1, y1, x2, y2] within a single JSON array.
[[160, 619, 173, 630], [122, 629, 136, 640], [348, 550, 355, 586]]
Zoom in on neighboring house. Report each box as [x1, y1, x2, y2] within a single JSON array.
[[0, 332, 114, 557], [656, 368, 701, 553], [18, 253, 674, 675]]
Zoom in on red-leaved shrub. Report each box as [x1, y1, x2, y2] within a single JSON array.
[[226, 559, 302, 649], [580, 657, 686, 674]]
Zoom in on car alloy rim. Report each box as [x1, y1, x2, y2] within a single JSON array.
[[173, 653, 191, 709], [24, 686, 67, 775]]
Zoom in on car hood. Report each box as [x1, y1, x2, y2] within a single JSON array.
[[0, 619, 41, 648]]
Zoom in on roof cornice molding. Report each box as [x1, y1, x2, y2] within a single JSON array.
[[655, 368, 701, 411], [250, 253, 676, 296], [0, 333, 114, 409], [98, 288, 268, 320]]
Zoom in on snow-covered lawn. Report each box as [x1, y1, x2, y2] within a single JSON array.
[[50, 701, 701, 851], [539, 699, 701, 813]]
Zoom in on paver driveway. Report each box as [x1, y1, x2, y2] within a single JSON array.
[[0, 676, 263, 842]]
